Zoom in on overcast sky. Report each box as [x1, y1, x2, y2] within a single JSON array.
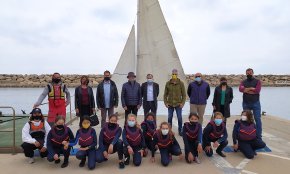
[[0, 0, 289, 75]]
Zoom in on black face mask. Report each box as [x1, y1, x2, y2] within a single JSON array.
[[52, 78, 61, 83], [190, 121, 198, 125], [33, 116, 42, 121], [104, 77, 110, 81], [221, 82, 227, 86], [108, 123, 116, 127], [56, 125, 64, 129], [247, 75, 253, 80]]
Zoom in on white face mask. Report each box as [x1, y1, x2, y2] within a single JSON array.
[[241, 115, 248, 121], [32, 121, 41, 126], [161, 129, 169, 135]]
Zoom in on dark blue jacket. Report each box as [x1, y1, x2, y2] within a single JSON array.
[[232, 120, 257, 144], [69, 128, 97, 150], [187, 80, 210, 105], [202, 122, 228, 146], [182, 122, 203, 151], [98, 125, 122, 151], [121, 81, 142, 107]]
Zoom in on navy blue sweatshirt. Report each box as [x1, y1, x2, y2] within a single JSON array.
[[152, 132, 181, 157], [141, 121, 156, 140], [182, 122, 202, 151], [232, 120, 257, 144], [98, 124, 122, 151], [47, 127, 74, 155], [122, 126, 146, 150], [202, 122, 228, 146], [69, 128, 97, 150]]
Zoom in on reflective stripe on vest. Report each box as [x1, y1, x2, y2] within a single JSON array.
[[209, 121, 225, 139], [125, 125, 142, 146], [48, 83, 65, 100], [103, 123, 120, 144], [156, 131, 173, 148], [238, 121, 257, 141], [79, 128, 94, 147], [141, 121, 156, 139], [51, 126, 69, 145], [185, 122, 199, 140]]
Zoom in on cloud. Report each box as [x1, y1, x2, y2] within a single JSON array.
[[0, 0, 289, 74]]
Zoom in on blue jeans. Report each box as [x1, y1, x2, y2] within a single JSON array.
[[168, 106, 182, 133], [76, 149, 96, 170], [242, 101, 262, 139], [159, 145, 182, 166]]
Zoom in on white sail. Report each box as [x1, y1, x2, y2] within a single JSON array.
[[112, 25, 136, 114], [136, 0, 187, 100]]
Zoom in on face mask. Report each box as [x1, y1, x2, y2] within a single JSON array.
[[82, 123, 90, 129], [190, 121, 198, 125], [146, 120, 154, 124], [161, 129, 169, 135], [108, 122, 116, 127], [129, 79, 135, 83], [195, 77, 201, 82], [52, 78, 61, 83], [127, 120, 136, 127], [32, 121, 41, 127], [247, 75, 253, 80], [104, 77, 110, 81], [241, 115, 248, 121], [147, 79, 153, 84], [33, 116, 42, 121], [214, 119, 223, 125], [171, 74, 177, 80], [221, 82, 227, 86], [56, 125, 64, 129]]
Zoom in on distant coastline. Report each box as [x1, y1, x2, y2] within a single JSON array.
[[0, 74, 290, 87]]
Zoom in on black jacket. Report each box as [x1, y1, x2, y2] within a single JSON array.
[[75, 86, 95, 114], [96, 80, 119, 108], [75, 86, 95, 113], [212, 85, 233, 118], [141, 82, 159, 108]]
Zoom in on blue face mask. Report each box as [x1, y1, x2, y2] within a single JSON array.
[[214, 119, 223, 125], [147, 79, 153, 84], [146, 120, 154, 124], [195, 77, 201, 82], [127, 120, 136, 127]]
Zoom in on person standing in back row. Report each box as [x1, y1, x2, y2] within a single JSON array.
[[75, 75, 96, 127], [34, 72, 70, 126], [121, 72, 142, 123], [141, 74, 159, 122], [164, 69, 186, 136], [187, 73, 210, 125], [96, 70, 119, 128], [239, 68, 262, 139], [212, 77, 233, 123]]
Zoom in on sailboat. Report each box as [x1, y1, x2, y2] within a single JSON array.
[[112, 0, 187, 113]]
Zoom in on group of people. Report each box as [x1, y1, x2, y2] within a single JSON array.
[[21, 67, 266, 169]]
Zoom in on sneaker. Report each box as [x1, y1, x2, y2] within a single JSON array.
[[194, 156, 201, 164], [55, 159, 61, 164], [28, 157, 35, 164], [61, 162, 68, 168], [124, 156, 130, 165], [216, 150, 226, 157], [79, 160, 85, 167], [119, 162, 125, 169]]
